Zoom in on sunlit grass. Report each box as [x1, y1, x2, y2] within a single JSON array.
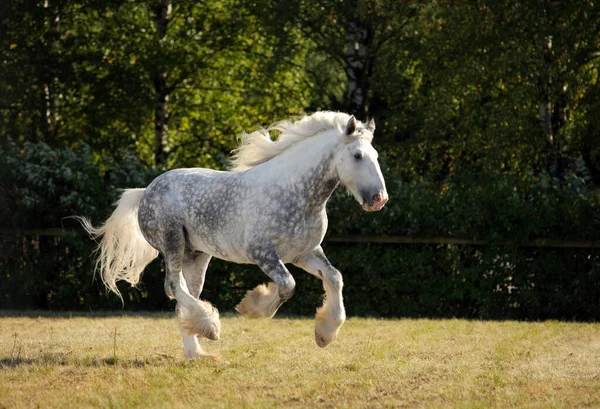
[[1, 312, 599, 408]]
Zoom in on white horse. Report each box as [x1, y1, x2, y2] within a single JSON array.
[[80, 112, 388, 359]]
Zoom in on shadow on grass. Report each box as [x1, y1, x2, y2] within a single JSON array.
[[0, 309, 303, 321], [0, 310, 175, 319], [0, 357, 36, 367], [0, 353, 178, 369]]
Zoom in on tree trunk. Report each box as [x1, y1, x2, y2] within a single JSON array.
[[153, 73, 169, 167], [151, 0, 172, 167], [38, 0, 60, 143], [537, 0, 570, 177], [345, 20, 373, 120], [537, 35, 553, 146]]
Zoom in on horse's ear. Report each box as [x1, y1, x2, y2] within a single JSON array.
[[346, 116, 357, 135], [367, 118, 376, 132]]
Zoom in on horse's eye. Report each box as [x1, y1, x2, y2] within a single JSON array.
[[354, 152, 363, 160]]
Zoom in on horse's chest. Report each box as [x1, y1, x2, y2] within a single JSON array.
[[272, 212, 327, 262]]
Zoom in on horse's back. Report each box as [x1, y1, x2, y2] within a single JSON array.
[[138, 168, 249, 261], [140, 168, 228, 217]]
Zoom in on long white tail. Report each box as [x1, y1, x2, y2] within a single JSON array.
[[78, 188, 159, 299]]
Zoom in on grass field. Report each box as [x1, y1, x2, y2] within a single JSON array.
[[0, 312, 599, 408]]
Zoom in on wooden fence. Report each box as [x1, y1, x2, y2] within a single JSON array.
[[2, 228, 600, 249]]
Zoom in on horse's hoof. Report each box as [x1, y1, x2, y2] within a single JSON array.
[[236, 283, 280, 318], [315, 326, 338, 348], [314, 316, 343, 348], [202, 323, 220, 341], [185, 350, 222, 361], [235, 302, 264, 318], [315, 331, 330, 348]]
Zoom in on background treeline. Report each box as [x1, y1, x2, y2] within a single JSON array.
[[1, 0, 599, 319]]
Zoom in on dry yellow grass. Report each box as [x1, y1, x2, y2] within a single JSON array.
[[1, 312, 599, 408]]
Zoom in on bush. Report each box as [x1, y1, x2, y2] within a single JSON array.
[[327, 170, 600, 241], [0, 140, 159, 228], [2, 235, 598, 321], [1, 142, 599, 320]]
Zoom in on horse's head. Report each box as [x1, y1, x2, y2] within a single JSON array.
[[334, 116, 389, 212]]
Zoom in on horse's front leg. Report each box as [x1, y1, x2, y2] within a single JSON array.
[[236, 248, 296, 318], [294, 247, 346, 347]]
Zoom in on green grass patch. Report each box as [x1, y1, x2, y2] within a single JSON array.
[[1, 312, 599, 408]]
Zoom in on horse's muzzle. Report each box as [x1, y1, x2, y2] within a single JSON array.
[[363, 191, 388, 212]]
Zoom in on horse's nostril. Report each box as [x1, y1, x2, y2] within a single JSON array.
[[373, 193, 382, 203]]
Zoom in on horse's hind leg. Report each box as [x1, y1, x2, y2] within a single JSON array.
[[293, 247, 345, 348], [160, 227, 221, 343], [177, 250, 217, 360]]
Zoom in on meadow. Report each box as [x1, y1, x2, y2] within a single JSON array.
[[1, 312, 599, 408]]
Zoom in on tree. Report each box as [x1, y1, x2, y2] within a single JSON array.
[[0, 0, 322, 170], [371, 0, 600, 181], [250, 0, 424, 120]]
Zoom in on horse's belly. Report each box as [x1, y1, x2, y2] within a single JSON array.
[[186, 231, 251, 264]]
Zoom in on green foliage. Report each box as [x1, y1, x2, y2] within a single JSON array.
[[0, 141, 103, 227], [3, 230, 598, 321], [0, 140, 156, 228], [1, 0, 600, 319], [327, 169, 600, 240], [0, 140, 160, 310], [0, 0, 320, 169], [1, 141, 598, 320]]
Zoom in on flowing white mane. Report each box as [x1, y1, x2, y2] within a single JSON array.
[[230, 111, 371, 172]]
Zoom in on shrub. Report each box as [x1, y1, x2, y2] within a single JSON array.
[[1, 143, 598, 320]]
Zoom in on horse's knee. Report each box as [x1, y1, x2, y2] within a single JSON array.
[[326, 270, 343, 292], [278, 274, 296, 301]]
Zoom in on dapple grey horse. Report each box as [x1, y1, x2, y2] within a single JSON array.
[[81, 112, 388, 359]]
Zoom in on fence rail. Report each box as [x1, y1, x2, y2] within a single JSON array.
[[326, 235, 600, 249], [2, 228, 600, 249], [0, 228, 78, 237]]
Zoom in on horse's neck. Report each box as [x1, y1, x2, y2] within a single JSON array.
[[255, 131, 340, 209]]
